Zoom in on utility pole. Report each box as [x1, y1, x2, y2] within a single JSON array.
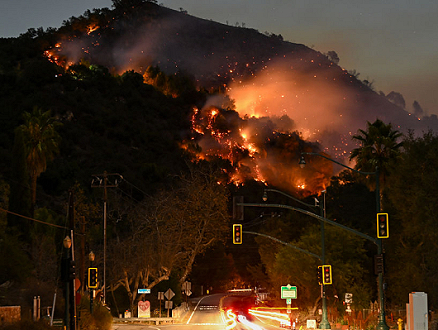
[[68, 191, 77, 330], [91, 172, 123, 304]]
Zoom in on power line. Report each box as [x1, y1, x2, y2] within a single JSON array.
[[0, 207, 68, 229]]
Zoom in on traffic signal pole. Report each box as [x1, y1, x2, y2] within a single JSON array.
[[300, 153, 388, 330], [68, 191, 77, 330], [237, 200, 378, 329], [264, 188, 330, 328], [319, 193, 330, 329]]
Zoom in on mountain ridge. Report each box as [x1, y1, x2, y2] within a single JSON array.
[[49, 0, 437, 148]]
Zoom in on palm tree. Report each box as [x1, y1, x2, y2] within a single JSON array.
[[20, 107, 61, 216], [349, 118, 403, 189]]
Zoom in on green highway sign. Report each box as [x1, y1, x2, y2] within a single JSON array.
[[52, 319, 64, 327], [281, 284, 297, 299]]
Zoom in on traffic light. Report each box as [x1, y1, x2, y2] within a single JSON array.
[[88, 268, 98, 289], [317, 266, 322, 285], [322, 265, 332, 285], [233, 224, 242, 244], [377, 213, 389, 238], [233, 196, 244, 220], [69, 260, 76, 280]]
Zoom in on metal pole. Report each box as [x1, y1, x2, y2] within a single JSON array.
[[319, 191, 330, 329], [91, 171, 123, 306], [375, 167, 389, 330], [103, 172, 107, 305], [65, 261, 70, 330], [68, 191, 77, 330], [70, 230, 77, 330], [90, 260, 94, 314], [263, 188, 330, 328], [301, 153, 388, 330]]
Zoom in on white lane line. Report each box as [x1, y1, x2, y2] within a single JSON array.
[[186, 296, 210, 324]]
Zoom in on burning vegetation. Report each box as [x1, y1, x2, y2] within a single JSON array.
[[41, 0, 429, 194], [182, 104, 333, 195]]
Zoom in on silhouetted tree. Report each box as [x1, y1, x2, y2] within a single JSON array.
[[326, 50, 340, 64], [20, 108, 61, 216], [350, 119, 403, 191], [7, 127, 31, 236], [386, 91, 406, 109], [386, 131, 438, 308], [413, 100, 424, 117]]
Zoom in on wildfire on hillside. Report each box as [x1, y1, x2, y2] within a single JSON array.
[[182, 105, 333, 195], [42, 18, 369, 194]]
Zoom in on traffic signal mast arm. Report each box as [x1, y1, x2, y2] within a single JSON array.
[[244, 230, 321, 260], [238, 202, 378, 245]]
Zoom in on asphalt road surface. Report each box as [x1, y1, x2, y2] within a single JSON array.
[[112, 293, 285, 330]]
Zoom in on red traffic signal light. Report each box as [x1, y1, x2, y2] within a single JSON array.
[[233, 224, 242, 244], [88, 268, 98, 289], [322, 265, 332, 285], [377, 213, 389, 238]]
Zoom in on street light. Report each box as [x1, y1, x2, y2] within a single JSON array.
[[300, 152, 388, 330], [63, 236, 72, 249], [263, 188, 330, 329], [63, 236, 72, 330], [89, 251, 95, 314]]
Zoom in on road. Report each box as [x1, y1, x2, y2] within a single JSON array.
[[112, 292, 286, 330]]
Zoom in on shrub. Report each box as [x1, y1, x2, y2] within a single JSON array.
[[78, 295, 113, 330]]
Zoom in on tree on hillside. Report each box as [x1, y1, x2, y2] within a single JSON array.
[[20, 107, 61, 216], [7, 127, 32, 237], [349, 119, 403, 193], [386, 131, 438, 308], [111, 0, 154, 11]]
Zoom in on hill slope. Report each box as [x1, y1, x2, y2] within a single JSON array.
[[2, 0, 437, 198], [48, 1, 437, 156]]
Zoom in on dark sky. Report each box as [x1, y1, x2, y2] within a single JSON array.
[[1, 0, 437, 114]]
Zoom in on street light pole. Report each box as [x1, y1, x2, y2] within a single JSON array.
[[63, 236, 72, 330], [300, 153, 388, 330], [89, 251, 95, 314], [91, 172, 123, 305]]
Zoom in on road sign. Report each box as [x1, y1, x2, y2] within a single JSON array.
[[52, 319, 64, 328], [138, 288, 151, 294], [281, 284, 297, 299], [158, 292, 164, 300], [164, 288, 175, 300], [286, 298, 292, 304]]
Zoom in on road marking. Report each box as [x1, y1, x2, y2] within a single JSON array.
[[186, 295, 210, 324]]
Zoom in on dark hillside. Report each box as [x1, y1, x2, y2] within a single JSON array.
[[1, 0, 437, 200], [48, 1, 436, 157]]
